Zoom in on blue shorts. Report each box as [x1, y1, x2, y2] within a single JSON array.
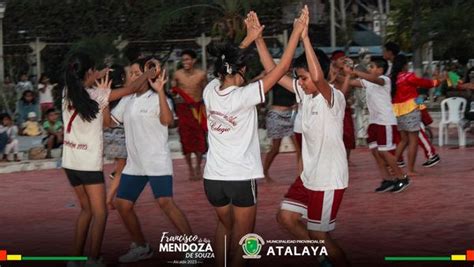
[[117, 174, 173, 202]]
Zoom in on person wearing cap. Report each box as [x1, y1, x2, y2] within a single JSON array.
[[22, 111, 42, 136], [329, 50, 356, 161]]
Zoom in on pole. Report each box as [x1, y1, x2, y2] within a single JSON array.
[[36, 37, 41, 81], [330, 0, 336, 48], [196, 33, 211, 71]]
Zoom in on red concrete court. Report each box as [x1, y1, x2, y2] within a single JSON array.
[[1, 147, 473, 267]]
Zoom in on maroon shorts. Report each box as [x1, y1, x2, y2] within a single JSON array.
[[367, 124, 398, 151], [280, 176, 345, 232]]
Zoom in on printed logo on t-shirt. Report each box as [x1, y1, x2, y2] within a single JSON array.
[[208, 110, 237, 134]]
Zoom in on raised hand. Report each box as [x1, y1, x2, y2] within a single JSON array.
[[245, 11, 264, 41], [95, 69, 112, 90], [300, 5, 310, 40], [149, 69, 168, 93], [293, 5, 309, 36]]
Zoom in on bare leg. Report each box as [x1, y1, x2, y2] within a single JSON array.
[[184, 153, 195, 180], [115, 198, 146, 246], [46, 135, 54, 158], [395, 131, 409, 164], [194, 152, 203, 180], [309, 231, 349, 267], [84, 184, 108, 260], [276, 209, 310, 239], [371, 149, 391, 179], [380, 150, 404, 178], [157, 197, 192, 234], [214, 205, 233, 267], [263, 138, 282, 182], [230, 205, 257, 267], [72, 185, 92, 256], [106, 158, 126, 210]]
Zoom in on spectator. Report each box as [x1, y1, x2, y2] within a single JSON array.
[[1, 113, 20, 162], [14, 73, 34, 98], [22, 111, 42, 137], [16, 90, 41, 125], [42, 109, 63, 158], [38, 74, 57, 117]]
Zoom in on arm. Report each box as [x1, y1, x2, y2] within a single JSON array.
[[108, 68, 156, 102], [339, 74, 352, 96], [247, 12, 294, 92], [103, 106, 114, 128], [150, 70, 173, 126], [302, 33, 333, 103], [407, 73, 436, 88], [353, 70, 385, 86], [259, 7, 308, 93]]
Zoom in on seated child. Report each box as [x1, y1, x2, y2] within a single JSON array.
[[2, 114, 21, 162], [42, 109, 63, 158], [22, 111, 42, 136]]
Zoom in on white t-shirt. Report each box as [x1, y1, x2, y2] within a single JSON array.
[[203, 78, 265, 181], [294, 82, 349, 191], [112, 90, 173, 176], [360, 76, 397, 125], [38, 84, 54, 104], [62, 87, 111, 171]]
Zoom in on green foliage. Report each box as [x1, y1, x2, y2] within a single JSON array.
[[387, 0, 474, 60]]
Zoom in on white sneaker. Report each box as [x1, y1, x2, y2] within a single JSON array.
[[118, 243, 154, 263]]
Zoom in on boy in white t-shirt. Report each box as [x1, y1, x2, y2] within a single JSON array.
[[346, 59, 408, 193], [249, 12, 349, 266]]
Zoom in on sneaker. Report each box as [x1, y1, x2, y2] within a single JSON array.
[[118, 243, 153, 263], [397, 160, 406, 168], [422, 154, 440, 168], [375, 180, 396, 192], [390, 177, 410, 193], [109, 172, 115, 180]]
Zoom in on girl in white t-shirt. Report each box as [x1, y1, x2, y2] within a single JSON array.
[[107, 58, 192, 264], [202, 9, 308, 267], [62, 53, 154, 267]]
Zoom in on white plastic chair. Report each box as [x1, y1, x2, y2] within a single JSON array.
[[438, 97, 467, 147]]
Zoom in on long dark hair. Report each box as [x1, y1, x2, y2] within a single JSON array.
[[211, 43, 250, 80], [390, 54, 408, 98], [64, 53, 99, 122]]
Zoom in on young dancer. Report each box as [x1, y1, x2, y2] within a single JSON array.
[[63, 53, 153, 267], [345, 59, 408, 192], [202, 8, 308, 267], [108, 58, 192, 263], [391, 54, 438, 179], [248, 10, 349, 266]]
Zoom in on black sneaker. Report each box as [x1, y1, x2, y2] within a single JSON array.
[[109, 171, 116, 180], [375, 180, 396, 192], [397, 160, 406, 167], [422, 154, 440, 168], [391, 177, 410, 193]]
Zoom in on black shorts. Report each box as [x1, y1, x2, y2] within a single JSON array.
[[64, 168, 105, 187], [203, 179, 258, 208]]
